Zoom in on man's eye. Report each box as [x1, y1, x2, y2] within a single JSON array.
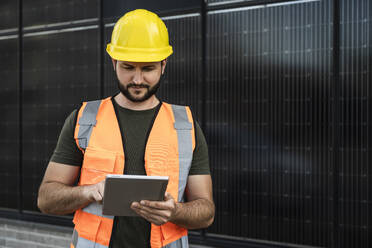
[[123, 67, 134, 70], [143, 67, 154, 71]]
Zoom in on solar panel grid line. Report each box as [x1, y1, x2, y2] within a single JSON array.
[[251, 7, 256, 236], [337, 0, 350, 245], [325, 0, 333, 243], [289, 2, 304, 240], [22, 0, 99, 28], [311, 4, 317, 245], [367, 2, 371, 246], [297, 6, 302, 243], [360, 1, 366, 246], [227, 11, 234, 236], [244, 9, 251, 238], [232, 10, 239, 237], [180, 18, 185, 103], [267, 6, 273, 241], [103, 25, 114, 97], [230, 10, 236, 234], [271, 6, 277, 239], [212, 12, 221, 233], [268, 6, 274, 240], [289, 3, 295, 241], [208, 0, 248, 6], [262, 8, 270, 240], [22, 17, 99, 32], [349, 1, 356, 245], [224, 10, 231, 229], [303, 2, 310, 241], [247, 8, 253, 238], [277, 5, 283, 241], [339, 0, 371, 247], [250, 8, 256, 237], [219, 8, 223, 153], [240, 9, 246, 237], [276, 5, 283, 243], [359, 13, 368, 248]]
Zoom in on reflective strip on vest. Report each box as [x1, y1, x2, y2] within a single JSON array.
[[164, 235, 189, 248], [171, 105, 193, 202], [77, 100, 102, 150], [72, 229, 108, 248], [72, 228, 78, 247], [82, 202, 114, 220]]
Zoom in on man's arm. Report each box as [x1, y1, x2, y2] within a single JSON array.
[[171, 174, 215, 229], [37, 161, 104, 215], [131, 174, 215, 229]]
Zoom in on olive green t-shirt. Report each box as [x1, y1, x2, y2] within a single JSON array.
[[50, 98, 210, 248]]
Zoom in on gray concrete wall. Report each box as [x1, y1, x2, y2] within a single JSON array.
[[0, 218, 72, 248], [0, 217, 212, 248]]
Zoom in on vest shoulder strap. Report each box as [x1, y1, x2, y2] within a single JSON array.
[[169, 104, 194, 202], [171, 104, 193, 130], [76, 100, 102, 150]]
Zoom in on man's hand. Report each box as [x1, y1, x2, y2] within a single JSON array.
[[38, 162, 107, 215], [131, 192, 177, 226], [83, 180, 105, 203], [130, 175, 214, 229]]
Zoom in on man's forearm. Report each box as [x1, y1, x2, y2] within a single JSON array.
[[38, 182, 91, 215], [171, 198, 215, 229]]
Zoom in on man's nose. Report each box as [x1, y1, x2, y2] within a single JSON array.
[[133, 69, 144, 84]]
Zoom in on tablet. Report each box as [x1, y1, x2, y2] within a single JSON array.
[[102, 174, 169, 216]]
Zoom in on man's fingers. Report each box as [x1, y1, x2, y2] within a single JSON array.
[[131, 205, 152, 220], [132, 207, 167, 226], [131, 202, 171, 225], [97, 180, 105, 195], [91, 180, 105, 202], [140, 200, 174, 210], [140, 212, 166, 226], [132, 202, 160, 214], [93, 191, 103, 202], [164, 192, 174, 201], [98, 186, 104, 197], [135, 204, 171, 218]]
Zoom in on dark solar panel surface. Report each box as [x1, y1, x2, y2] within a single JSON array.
[[23, 0, 98, 27], [22, 28, 100, 211], [205, 1, 333, 246], [0, 38, 19, 210]]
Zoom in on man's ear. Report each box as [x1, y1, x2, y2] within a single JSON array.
[[161, 59, 167, 74], [111, 58, 117, 71]]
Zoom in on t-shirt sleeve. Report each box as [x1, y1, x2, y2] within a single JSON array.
[[50, 109, 83, 166], [189, 121, 210, 175]]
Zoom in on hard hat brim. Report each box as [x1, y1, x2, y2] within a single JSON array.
[[106, 44, 173, 62]]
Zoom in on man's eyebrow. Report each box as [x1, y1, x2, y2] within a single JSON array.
[[142, 65, 156, 69], [122, 63, 134, 67]]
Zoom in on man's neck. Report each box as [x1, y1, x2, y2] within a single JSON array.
[[114, 93, 160, 110]]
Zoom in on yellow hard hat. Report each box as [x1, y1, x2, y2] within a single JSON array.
[[106, 9, 173, 62]]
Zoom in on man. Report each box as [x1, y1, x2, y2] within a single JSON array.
[[37, 9, 215, 248]]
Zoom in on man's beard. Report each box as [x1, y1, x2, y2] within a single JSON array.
[[116, 73, 161, 102]]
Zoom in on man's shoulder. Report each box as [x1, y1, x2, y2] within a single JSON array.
[[75, 97, 113, 115], [162, 101, 192, 111], [162, 101, 189, 107], [81, 97, 112, 105]]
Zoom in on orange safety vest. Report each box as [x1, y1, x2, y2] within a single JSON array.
[[70, 97, 195, 248]]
